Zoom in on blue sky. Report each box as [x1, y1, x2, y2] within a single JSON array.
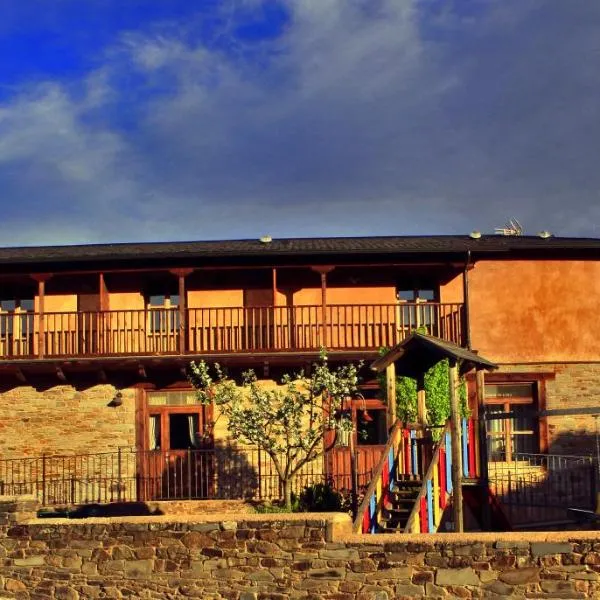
[[0, 0, 599, 245]]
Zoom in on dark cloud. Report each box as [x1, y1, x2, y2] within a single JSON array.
[[0, 0, 598, 245]]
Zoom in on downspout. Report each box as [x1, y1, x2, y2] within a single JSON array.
[[462, 250, 472, 350]]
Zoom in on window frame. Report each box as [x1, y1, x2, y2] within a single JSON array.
[[468, 372, 553, 460], [146, 293, 181, 335]]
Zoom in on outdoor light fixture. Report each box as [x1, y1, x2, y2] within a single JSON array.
[[357, 393, 373, 422], [110, 391, 123, 407]]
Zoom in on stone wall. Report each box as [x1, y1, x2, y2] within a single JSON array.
[[2, 496, 600, 599], [0, 384, 136, 460]]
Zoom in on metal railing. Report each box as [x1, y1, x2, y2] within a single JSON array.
[[487, 452, 596, 527], [0, 446, 366, 507], [0, 302, 464, 359]]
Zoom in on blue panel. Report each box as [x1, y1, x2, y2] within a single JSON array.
[[388, 446, 395, 489], [445, 431, 453, 494], [426, 479, 434, 533], [369, 493, 377, 533]]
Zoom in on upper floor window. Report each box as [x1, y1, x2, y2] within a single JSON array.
[[396, 289, 436, 328], [147, 294, 180, 334], [0, 298, 34, 337]]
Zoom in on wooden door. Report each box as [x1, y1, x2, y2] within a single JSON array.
[[325, 400, 388, 493], [143, 392, 214, 500]]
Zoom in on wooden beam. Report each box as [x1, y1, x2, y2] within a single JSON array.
[[272, 268, 277, 305], [31, 274, 52, 359], [417, 373, 428, 425], [56, 367, 67, 382], [170, 269, 193, 356], [386, 362, 396, 429], [310, 266, 335, 349], [449, 359, 464, 533]]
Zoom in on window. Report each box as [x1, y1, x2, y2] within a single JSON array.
[[0, 298, 34, 337], [396, 289, 436, 329], [484, 382, 538, 462], [147, 294, 180, 334], [146, 390, 211, 452]]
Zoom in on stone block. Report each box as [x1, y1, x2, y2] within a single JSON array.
[[13, 555, 45, 567], [499, 567, 540, 585], [531, 542, 572, 556], [123, 559, 154, 578], [436, 567, 480, 586]]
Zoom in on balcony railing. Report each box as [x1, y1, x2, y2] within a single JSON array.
[[0, 302, 464, 359]]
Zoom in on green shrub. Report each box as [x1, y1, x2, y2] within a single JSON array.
[[297, 482, 343, 512]]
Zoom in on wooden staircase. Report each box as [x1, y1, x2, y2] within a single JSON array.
[[353, 418, 480, 534], [379, 477, 422, 532]]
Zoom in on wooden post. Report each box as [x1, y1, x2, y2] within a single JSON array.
[[272, 268, 278, 349], [99, 273, 108, 354], [417, 373, 428, 426], [178, 273, 186, 355], [32, 274, 51, 359], [475, 367, 491, 530], [449, 359, 464, 532], [170, 269, 194, 355], [349, 424, 359, 518], [310, 266, 335, 349], [320, 270, 328, 348], [386, 362, 397, 429]]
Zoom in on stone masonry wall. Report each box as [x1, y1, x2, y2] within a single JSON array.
[[0, 384, 136, 459], [494, 362, 600, 456], [2, 496, 600, 599]]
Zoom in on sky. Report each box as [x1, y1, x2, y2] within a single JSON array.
[[0, 0, 599, 246]]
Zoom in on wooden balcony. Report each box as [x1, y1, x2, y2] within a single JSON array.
[[0, 302, 464, 360]]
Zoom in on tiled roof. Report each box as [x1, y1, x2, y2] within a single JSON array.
[[0, 235, 598, 266]]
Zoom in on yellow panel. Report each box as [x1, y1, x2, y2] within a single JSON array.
[[433, 464, 440, 527]]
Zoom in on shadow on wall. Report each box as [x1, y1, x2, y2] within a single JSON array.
[[486, 432, 599, 530]]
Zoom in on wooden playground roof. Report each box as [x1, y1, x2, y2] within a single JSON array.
[[370, 332, 498, 378]]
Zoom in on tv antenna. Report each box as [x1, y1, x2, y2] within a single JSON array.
[[495, 218, 523, 236]]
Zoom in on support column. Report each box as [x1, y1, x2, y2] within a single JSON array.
[[476, 367, 491, 530], [417, 373, 428, 425], [170, 269, 194, 355], [449, 358, 464, 532], [386, 362, 397, 429], [31, 274, 52, 359], [310, 266, 335, 349]]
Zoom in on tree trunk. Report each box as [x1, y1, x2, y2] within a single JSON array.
[[283, 479, 293, 510]]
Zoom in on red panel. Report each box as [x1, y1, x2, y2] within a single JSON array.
[[362, 507, 370, 533], [468, 419, 477, 477], [419, 497, 428, 533], [439, 449, 447, 509]]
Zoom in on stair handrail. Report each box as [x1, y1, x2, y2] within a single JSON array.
[[404, 420, 452, 534], [352, 419, 425, 533]]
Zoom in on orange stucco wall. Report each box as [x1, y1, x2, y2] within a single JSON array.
[[293, 286, 396, 306], [188, 290, 244, 309], [439, 273, 464, 304], [469, 260, 600, 363]]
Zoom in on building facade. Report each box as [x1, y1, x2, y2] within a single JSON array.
[[0, 235, 598, 506]]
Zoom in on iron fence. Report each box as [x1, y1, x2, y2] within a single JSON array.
[[0, 446, 366, 507], [487, 452, 596, 527]]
